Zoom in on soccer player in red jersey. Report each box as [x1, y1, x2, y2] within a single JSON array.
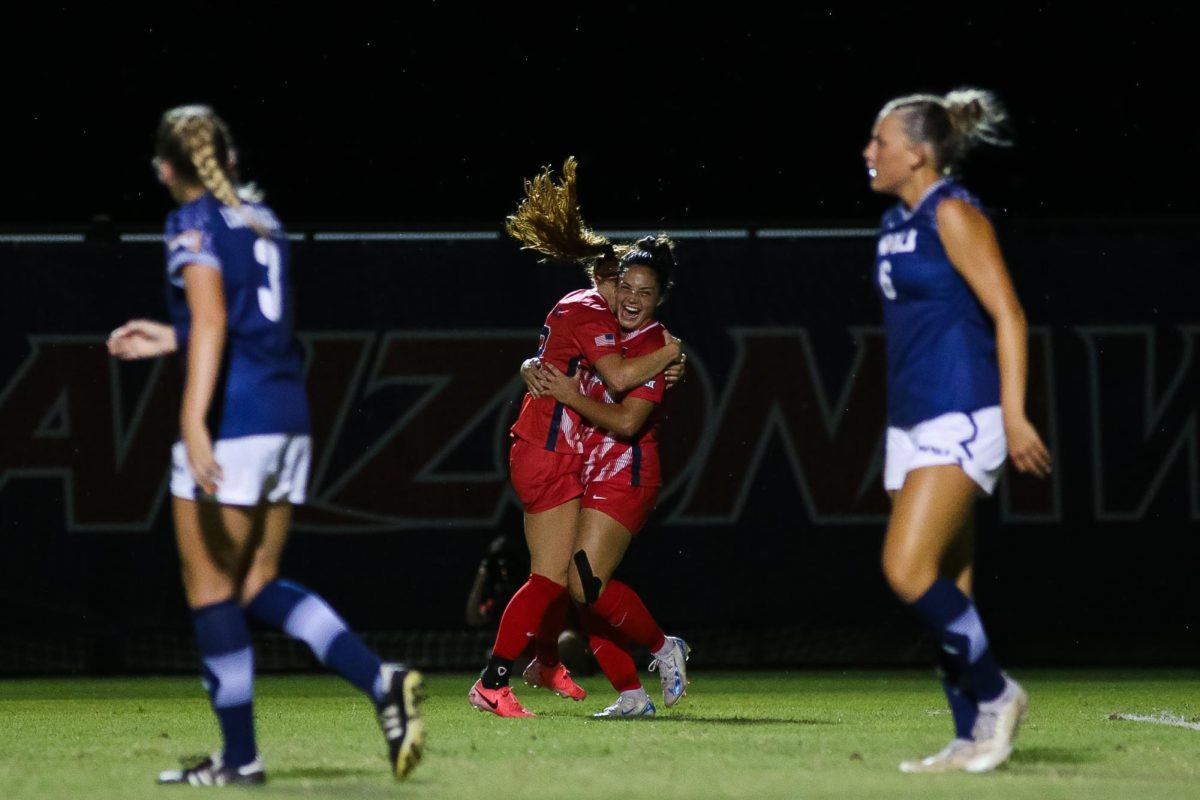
[[469, 160, 684, 717], [531, 237, 690, 717]]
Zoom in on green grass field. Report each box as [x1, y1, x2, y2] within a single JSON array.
[[2, 670, 1199, 799]]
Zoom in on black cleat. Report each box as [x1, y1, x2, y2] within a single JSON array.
[[157, 753, 266, 786], [376, 664, 426, 780]]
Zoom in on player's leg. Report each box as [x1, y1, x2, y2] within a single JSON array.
[[885, 466, 1025, 772], [957, 512, 1025, 774], [242, 504, 389, 702], [223, 433, 381, 697], [936, 512, 979, 740], [160, 498, 264, 784], [243, 508, 426, 779], [570, 499, 690, 707], [471, 498, 580, 717], [568, 510, 642, 636], [522, 524, 584, 700], [897, 505, 981, 772], [582, 608, 655, 718], [238, 435, 424, 778], [472, 441, 581, 714], [521, 576, 588, 700]]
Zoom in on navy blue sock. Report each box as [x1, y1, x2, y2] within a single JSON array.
[[935, 646, 979, 739], [192, 598, 257, 769], [911, 578, 1006, 704], [247, 579, 384, 702]]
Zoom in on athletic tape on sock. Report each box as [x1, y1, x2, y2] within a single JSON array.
[[574, 550, 602, 605]]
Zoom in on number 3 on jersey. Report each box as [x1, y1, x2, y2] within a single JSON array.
[[254, 238, 283, 322], [878, 259, 897, 301], [536, 324, 551, 358]]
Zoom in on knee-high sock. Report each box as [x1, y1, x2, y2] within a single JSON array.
[[911, 578, 1006, 705], [581, 607, 640, 693], [247, 579, 384, 702], [482, 574, 564, 688], [936, 644, 979, 739], [534, 589, 569, 666], [590, 579, 666, 654], [192, 599, 257, 768]]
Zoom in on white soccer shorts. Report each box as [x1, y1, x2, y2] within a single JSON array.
[[884, 406, 1007, 495], [171, 433, 311, 506]]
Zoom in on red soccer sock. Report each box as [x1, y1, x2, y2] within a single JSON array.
[[491, 574, 565, 661], [590, 579, 666, 654], [582, 607, 640, 693], [534, 589, 568, 666]]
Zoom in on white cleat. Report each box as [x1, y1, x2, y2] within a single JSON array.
[[648, 636, 690, 707], [964, 675, 1029, 773], [593, 690, 656, 719], [899, 738, 977, 773], [157, 753, 266, 786]]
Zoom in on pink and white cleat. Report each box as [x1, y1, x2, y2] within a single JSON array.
[[522, 658, 587, 701], [469, 680, 536, 718]]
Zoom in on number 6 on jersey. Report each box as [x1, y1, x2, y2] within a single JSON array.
[[878, 258, 897, 301]]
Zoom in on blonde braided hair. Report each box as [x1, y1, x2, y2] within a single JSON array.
[[159, 106, 271, 238], [505, 157, 620, 281]]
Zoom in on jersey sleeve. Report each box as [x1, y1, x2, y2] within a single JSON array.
[[627, 374, 666, 404], [627, 328, 667, 403], [570, 306, 622, 368], [164, 204, 222, 288]]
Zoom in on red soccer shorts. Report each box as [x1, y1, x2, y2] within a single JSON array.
[[580, 481, 659, 535], [510, 436, 584, 513]]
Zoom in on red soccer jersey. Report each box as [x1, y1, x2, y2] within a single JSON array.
[[511, 289, 622, 454], [579, 321, 667, 487]]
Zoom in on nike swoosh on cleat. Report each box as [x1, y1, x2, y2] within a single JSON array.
[[479, 694, 499, 710]]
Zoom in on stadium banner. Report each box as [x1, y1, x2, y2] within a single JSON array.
[[1, 225, 1197, 670]]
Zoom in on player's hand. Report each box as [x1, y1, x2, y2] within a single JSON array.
[[659, 325, 684, 361], [107, 319, 178, 360], [1006, 415, 1051, 478], [665, 352, 688, 388], [182, 423, 223, 496], [520, 358, 553, 399], [538, 362, 583, 403]]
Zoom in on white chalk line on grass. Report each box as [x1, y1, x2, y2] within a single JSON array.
[[1110, 712, 1200, 731]]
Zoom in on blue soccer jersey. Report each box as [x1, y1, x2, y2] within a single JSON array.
[[874, 178, 1001, 428], [164, 193, 310, 439]]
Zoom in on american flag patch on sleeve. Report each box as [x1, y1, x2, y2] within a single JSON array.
[[594, 332, 617, 347]]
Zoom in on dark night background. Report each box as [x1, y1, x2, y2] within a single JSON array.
[[3, 5, 1194, 229]]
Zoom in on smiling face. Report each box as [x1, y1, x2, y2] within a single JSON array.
[[615, 264, 663, 332], [862, 111, 923, 196]]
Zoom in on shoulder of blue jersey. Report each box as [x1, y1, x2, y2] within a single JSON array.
[[165, 197, 222, 282], [936, 180, 982, 212], [166, 195, 216, 236]]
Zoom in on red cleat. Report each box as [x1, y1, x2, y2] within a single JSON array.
[[468, 680, 535, 717], [522, 658, 587, 701]]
